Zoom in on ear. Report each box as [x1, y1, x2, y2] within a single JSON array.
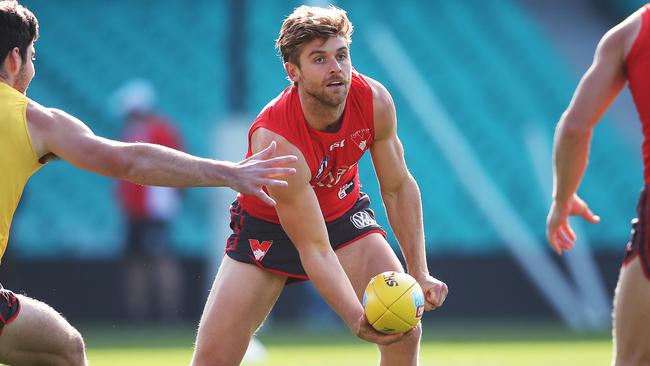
[[284, 62, 300, 83], [4, 47, 22, 75]]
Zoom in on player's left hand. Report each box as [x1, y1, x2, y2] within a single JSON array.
[[414, 274, 448, 311], [546, 194, 600, 255]]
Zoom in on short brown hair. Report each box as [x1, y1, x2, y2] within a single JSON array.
[[275, 5, 353, 65], [0, 1, 38, 65]]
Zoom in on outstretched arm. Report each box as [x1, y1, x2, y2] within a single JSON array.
[[547, 18, 632, 254], [26, 101, 296, 206], [367, 78, 448, 311]]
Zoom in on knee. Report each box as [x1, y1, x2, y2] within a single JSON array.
[[405, 324, 422, 344], [61, 330, 86, 366]]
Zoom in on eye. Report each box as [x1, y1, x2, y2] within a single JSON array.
[[314, 56, 325, 64]]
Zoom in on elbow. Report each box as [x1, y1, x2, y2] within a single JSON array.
[[558, 112, 593, 139]]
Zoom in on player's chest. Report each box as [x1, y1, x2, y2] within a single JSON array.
[[309, 128, 372, 188]]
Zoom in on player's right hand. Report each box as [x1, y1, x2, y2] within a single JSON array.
[[230, 141, 297, 206], [546, 194, 600, 255], [351, 314, 408, 346]]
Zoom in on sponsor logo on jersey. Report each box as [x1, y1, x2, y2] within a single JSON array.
[[350, 210, 377, 229], [314, 156, 329, 180], [338, 180, 355, 199], [313, 164, 355, 188], [248, 239, 273, 261], [350, 128, 371, 151], [329, 139, 345, 151]]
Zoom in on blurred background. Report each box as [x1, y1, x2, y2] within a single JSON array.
[[2, 0, 649, 363]]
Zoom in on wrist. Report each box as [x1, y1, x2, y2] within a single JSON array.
[[207, 160, 234, 188], [408, 269, 430, 282], [343, 307, 364, 333], [551, 195, 573, 212]]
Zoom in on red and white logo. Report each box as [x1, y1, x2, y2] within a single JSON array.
[[416, 305, 424, 319], [249, 239, 273, 261], [350, 129, 370, 151]]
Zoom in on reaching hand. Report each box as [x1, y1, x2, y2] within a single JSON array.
[[415, 274, 448, 311], [230, 141, 297, 206], [546, 194, 600, 255], [351, 314, 407, 346]]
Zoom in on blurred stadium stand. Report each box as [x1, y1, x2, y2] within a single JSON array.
[[4, 0, 646, 324]]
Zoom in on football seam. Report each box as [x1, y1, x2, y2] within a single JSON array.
[[371, 281, 417, 327], [390, 283, 420, 326]]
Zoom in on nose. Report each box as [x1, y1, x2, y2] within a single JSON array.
[[329, 57, 342, 73]]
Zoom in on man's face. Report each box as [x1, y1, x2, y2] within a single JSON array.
[[291, 36, 352, 107], [14, 42, 35, 94]]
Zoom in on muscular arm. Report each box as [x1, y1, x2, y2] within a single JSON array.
[[368, 78, 448, 309], [26, 101, 296, 204], [252, 128, 401, 344], [547, 16, 634, 253]]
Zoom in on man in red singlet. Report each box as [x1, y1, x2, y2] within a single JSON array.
[[546, 4, 650, 365], [191, 5, 448, 366]]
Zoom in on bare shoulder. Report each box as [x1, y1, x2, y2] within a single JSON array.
[[250, 127, 302, 157], [363, 75, 394, 114], [25, 99, 54, 127], [363, 75, 396, 140], [603, 6, 645, 58], [25, 100, 57, 157], [251, 128, 311, 188]]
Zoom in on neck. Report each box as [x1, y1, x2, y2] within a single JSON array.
[[297, 87, 346, 132]]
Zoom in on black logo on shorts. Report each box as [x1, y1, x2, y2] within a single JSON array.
[[350, 211, 377, 229], [338, 180, 355, 200]]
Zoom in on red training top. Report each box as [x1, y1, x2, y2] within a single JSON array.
[[238, 70, 376, 223], [626, 4, 650, 184]]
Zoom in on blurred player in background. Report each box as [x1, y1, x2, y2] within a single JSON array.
[[0, 1, 296, 365], [113, 80, 185, 322], [191, 6, 448, 366], [546, 4, 650, 365]]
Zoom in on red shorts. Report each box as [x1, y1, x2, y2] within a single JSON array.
[[623, 187, 650, 279], [225, 193, 386, 284]]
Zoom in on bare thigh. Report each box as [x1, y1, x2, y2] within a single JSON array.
[[336, 233, 421, 366], [0, 295, 85, 366], [613, 257, 650, 365], [191, 256, 286, 366]]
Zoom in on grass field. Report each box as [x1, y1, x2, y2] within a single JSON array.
[[80, 322, 612, 366]]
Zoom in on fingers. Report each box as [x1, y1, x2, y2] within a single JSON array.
[[254, 190, 277, 207], [260, 155, 299, 167], [261, 178, 289, 188], [579, 204, 601, 224], [424, 283, 448, 311], [549, 223, 575, 255], [248, 141, 277, 161], [256, 167, 297, 178]]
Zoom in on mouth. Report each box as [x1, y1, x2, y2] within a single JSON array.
[[326, 80, 346, 88]]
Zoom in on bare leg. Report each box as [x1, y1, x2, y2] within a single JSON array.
[[337, 233, 421, 366], [612, 257, 650, 366], [190, 256, 286, 366], [0, 295, 86, 366]]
